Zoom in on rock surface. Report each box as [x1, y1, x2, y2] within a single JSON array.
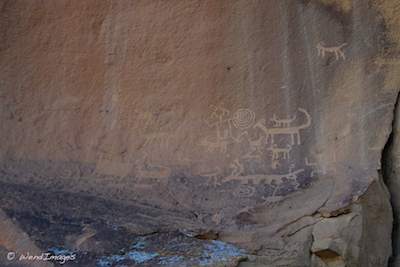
[[1, 0, 400, 266]]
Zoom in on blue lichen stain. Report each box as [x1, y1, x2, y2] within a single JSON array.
[[158, 255, 186, 266], [128, 251, 159, 263], [131, 238, 147, 250], [96, 251, 159, 267], [97, 234, 246, 267], [198, 240, 246, 266]]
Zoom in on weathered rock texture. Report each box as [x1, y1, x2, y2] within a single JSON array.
[[1, 0, 400, 266]]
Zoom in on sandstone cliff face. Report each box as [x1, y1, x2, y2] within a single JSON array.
[[0, 1, 400, 266]]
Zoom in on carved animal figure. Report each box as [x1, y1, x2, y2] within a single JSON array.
[[271, 114, 296, 127], [316, 42, 347, 60], [254, 108, 311, 145], [221, 169, 305, 186], [268, 144, 292, 160]]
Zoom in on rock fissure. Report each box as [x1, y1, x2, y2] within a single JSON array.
[[382, 89, 400, 267]]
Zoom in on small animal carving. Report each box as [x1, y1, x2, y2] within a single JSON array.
[[268, 144, 292, 160], [316, 42, 347, 60]]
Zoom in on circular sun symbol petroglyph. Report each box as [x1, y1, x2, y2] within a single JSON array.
[[232, 109, 255, 129]]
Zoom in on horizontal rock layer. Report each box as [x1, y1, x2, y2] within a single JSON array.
[[1, 0, 400, 266]]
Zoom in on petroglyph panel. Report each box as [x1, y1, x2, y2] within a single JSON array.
[[196, 105, 317, 203]]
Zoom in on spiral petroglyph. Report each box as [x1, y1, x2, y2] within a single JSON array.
[[232, 109, 256, 130]]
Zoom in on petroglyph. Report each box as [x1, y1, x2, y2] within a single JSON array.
[[143, 132, 171, 149], [222, 168, 305, 186], [200, 106, 315, 199], [233, 184, 256, 198], [205, 105, 230, 127], [227, 167, 305, 199], [137, 111, 157, 129], [253, 108, 311, 145], [230, 159, 244, 176], [268, 144, 292, 160], [316, 42, 347, 60], [271, 113, 296, 127], [231, 109, 256, 130], [375, 58, 400, 67], [202, 107, 257, 153], [305, 157, 324, 177]]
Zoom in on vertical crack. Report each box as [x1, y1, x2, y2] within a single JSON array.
[[382, 91, 400, 267]]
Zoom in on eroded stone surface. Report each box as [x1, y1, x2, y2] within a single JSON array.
[[1, 0, 400, 266]]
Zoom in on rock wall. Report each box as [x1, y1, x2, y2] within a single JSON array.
[[1, 1, 400, 266]]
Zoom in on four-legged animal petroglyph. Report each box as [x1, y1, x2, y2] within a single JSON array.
[[316, 42, 347, 60], [222, 168, 305, 186], [254, 108, 311, 145], [223, 167, 305, 199], [268, 144, 292, 160], [271, 114, 296, 127]]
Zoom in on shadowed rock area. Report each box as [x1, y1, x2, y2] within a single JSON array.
[[1, 0, 400, 266]]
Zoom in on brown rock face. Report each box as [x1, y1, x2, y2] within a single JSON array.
[[1, 1, 400, 266]]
